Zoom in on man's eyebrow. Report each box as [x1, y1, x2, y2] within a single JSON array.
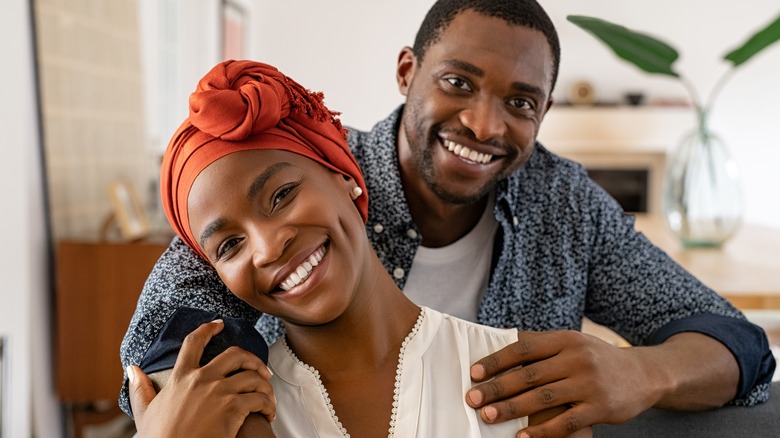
[[443, 59, 547, 99], [247, 162, 292, 201], [443, 59, 484, 77], [199, 217, 227, 251], [509, 81, 546, 99]]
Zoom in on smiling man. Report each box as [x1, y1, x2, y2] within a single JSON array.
[[120, 0, 775, 436]]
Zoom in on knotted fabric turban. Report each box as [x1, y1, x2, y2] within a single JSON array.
[[160, 60, 367, 260]]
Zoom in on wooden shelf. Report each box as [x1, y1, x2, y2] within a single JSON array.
[[55, 240, 168, 403]]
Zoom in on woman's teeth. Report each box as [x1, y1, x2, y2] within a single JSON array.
[[444, 140, 493, 164], [279, 246, 326, 291]]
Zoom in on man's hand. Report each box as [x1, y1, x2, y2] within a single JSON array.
[[127, 319, 276, 437], [465, 330, 739, 438]]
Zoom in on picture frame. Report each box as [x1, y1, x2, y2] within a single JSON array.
[[107, 181, 150, 242], [221, 0, 247, 60]]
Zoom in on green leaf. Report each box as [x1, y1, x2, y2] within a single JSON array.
[[723, 12, 780, 67], [567, 15, 680, 78]]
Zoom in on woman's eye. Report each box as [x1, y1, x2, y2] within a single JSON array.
[[216, 237, 241, 260], [272, 187, 292, 207], [272, 182, 299, 208], [445, 77, 471, 91]]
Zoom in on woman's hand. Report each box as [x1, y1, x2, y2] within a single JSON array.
[[127, 319, 276, 437]]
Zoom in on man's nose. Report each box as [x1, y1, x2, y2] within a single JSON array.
[[458, 98, 507, 141]]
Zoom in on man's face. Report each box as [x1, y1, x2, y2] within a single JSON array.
[[397, 10, 554, 205]]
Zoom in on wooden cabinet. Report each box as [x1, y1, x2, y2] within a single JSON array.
[[55, 240, 169, 403]]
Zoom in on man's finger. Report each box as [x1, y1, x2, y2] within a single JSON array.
[[467, 357, 572, 408], [127, 365, 156, 419], [470, 331, 554, 382], [519, 403, 595, 438]]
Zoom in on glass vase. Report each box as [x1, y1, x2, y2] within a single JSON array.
[[662, 110, 743, 248]]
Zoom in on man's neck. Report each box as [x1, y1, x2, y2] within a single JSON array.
[[406, 187, 488, 248]]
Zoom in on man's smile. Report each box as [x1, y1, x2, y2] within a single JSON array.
[[443, 139, 494, 164]]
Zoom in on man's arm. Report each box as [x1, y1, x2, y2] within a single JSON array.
[[127, 320, 276, 437], [465, 330, 742, 437], [119, 237, 262, 416], [465, 169, 775, 436]]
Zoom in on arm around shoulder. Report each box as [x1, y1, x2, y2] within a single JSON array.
[[119, 236, 261, 416]]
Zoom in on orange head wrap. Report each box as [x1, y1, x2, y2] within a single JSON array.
[[160, 60, 367, 260]]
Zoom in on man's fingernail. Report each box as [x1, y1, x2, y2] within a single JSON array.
[[468, 389, 483, 406], [126, 366, 136, 385], [211, 318, 224, 324], [471, 364, 485, 379], [484, 406, 498, 422], [519, 433, 530, 438]]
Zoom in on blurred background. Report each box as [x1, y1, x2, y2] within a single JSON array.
[[2, 0, 779, 436]]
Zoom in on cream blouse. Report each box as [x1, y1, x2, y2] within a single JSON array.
[[268, 306, 527, 437]]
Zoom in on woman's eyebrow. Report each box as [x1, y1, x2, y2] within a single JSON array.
[[247, 162, 292, 201], [199, 217, 228, 251]]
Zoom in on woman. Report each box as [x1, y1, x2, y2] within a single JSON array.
[[126, 60, 590, 438]]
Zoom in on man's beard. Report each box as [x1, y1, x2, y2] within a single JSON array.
[[408, 124, 503, 205]]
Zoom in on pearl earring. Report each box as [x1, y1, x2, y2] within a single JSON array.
[[351, 186, 363, 200]]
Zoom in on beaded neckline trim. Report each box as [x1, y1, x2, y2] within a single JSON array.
[[282, 307, 426, 438]]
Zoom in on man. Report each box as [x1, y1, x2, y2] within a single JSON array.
[[121, 0, 775, 436]]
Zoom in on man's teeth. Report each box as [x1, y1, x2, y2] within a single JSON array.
[[279, 246, 325, 291], [444, 140, 492, 164]]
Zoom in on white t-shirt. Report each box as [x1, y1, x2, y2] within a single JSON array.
[[403, 196, 499, 321], [268, 307, 526, 437]]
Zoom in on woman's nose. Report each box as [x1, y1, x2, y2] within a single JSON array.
[[458, 98, 507, 141], [250, 224, 295, 268]]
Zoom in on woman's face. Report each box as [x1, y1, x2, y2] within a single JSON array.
[[187, 149, 368, 326]]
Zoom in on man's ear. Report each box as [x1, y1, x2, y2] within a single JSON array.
[[396, 46, 416, 97], [540, 98, 554, 121]]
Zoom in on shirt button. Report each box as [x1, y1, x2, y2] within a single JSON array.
[[393, 267, 405, 279], [373, 223, 384, 233], [513, 216, 519, 226], [406, 229, 418, 239]]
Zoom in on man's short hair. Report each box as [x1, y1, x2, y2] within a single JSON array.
[[412, 0, 561, 93]]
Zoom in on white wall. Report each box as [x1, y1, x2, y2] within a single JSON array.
[[248, 0, 780, 229], [0, 1, 61, 437]]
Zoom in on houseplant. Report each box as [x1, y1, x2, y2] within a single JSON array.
[[567, 14, 780, 247]]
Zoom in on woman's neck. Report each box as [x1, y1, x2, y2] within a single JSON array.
[[281, 255, 422, 438], [282, 256, 421, 375]]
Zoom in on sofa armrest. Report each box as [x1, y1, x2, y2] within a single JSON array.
[[594, 381, 779, 437]]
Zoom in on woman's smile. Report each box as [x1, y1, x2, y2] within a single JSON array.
[[277, 244, 327, 292]]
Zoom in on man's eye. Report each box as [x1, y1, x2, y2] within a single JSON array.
[[508, 98, 533, 110], [445, 77, 471, 91], [216, 237, 241, 260]]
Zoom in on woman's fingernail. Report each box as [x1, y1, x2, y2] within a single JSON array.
[[126, 366, 136, 385]]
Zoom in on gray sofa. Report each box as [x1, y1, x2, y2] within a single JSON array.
[[594, 381, 779, 437]]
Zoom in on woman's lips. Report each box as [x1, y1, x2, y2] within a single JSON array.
[[278, 245, 326, 291]]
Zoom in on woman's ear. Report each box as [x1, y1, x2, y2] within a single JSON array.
[[340, 174, 363, 201], [396, 47, 416, 97]]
